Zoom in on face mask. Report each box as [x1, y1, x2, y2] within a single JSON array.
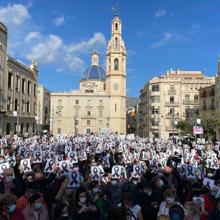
[[147, 191, 152, 196], [92, 187, 99, 194], [166, 197, 175, 204], [34, 202, 42, 210], [111, 180, 117, 185], [158, 180, 164, 187], [8, 204, 16, 213], [5, 176, 13, 182], [132, 180, 138, 185], [79, 197, 86, 204]]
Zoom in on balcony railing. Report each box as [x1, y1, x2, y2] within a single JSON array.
[[165, 102, 179, 107], [168, 90, 176, 95], [165, 113, 180, 119], [166, 126, 176, 132], [208, 105, 215, 110], [183, 100, 199, 105]]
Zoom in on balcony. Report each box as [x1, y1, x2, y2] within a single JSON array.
[[81, 115, 96, 119], [183, 100, 199, 105], [151, 125, 159, 130], [0, 105, 5, 113], [165, 113, 180, 119], [165, 102, 179, 107], [168, 90, 176, 95], [166, 126, 175, 132]]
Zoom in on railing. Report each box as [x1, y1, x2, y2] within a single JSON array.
[[165, 102, 179, 107], [165, 113, 180, 119], [168, 90, 176, 95], [166, 126, 175, 132], [183, 100, 199, 105], [208, 105, 215, 110], [81, 115, 96, 119]]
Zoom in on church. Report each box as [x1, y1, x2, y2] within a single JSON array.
[[50, 14, 127, 135]]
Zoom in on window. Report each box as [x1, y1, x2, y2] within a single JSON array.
[[27, 81, 31, 95], [58, 111, 62, 117], [26, 123, 29, 133], [87, 111, 91, 116], [115, 37, 118, 48], [75, 100, 79, 104], [211, 99, 215, 109], [34, 84, 36, 97], [6, 123, 10, 135], [20, 123, 24, 134], [27, 101, 30, 113], [16, 75, 19, 91], [22, 79, 25, 93], [99, 111, 103, 117], [185, 94, 190, 100], [87, 100, 91, 106], [44, 106, 48, 114], [32, 123, 35, 133], [87, 120, 90, 125], [85, 90, 94, 93], [194, 95, 199, 101], [22, 100, 25, 112], [115, 23, 118, 30], [86, 128, 91, 134], [170, 96, 174, 103], [15, 99, 18, 111], [8, 72, 12, 89], [14, 123, 17, 134], [7, 97, 11, 111], [58, 128, 61, 134], [151, 107, 159, 114], [151, 96, 160, 103], [203, 100, 206, 110], [103, 83, 106, 90], [34, 103, 36, 115], [169, 108, 175, 115], [114, 58, 118, 70], [152, 84, 160, 92], [115, 104, 117, 112], [99, 100, 103, 106], [75, 120, 78, 125], [169, 86, 175, 92]]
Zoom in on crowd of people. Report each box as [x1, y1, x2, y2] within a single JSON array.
[[0, 133, 219, 220]]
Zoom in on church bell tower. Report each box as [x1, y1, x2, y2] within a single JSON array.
[[106, 14, 126, 134]]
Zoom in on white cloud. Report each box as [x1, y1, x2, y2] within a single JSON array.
[[0, 4, 30, 27], [27, 35, 63, 63], [155, 9, 167, 18], [150, 32, 174, 49], [0, 3, 106, 73], [66, 33, 106, 54], [53, 16, 65, 26], [25, 31, 41, 42]]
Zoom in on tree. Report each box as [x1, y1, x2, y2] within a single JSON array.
[[201, 115, 220, 141], [176, 119, 193, 136]]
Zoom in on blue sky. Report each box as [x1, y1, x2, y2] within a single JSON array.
[[1, 0, 220, 97]]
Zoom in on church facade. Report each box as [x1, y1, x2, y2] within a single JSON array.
[[50, 15, 126, 135]]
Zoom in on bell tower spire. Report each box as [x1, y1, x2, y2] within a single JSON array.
[[106, 13, 127, 134]]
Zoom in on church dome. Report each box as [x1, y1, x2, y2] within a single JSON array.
[[80, 51, 106, 81]]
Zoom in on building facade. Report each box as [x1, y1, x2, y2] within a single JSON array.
[[139, 69, 215, 139], [36, 85, 51, 134], [215, 57, 220, 140], [199, 85, 215, 118], [51, 15, 126, 135], [0, 22, 38, 135]]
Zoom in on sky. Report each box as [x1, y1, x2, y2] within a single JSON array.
[[1, 0, 220, 97]]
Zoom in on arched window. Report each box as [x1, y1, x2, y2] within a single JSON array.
[[114, 58, 118, 70], [115, 37, 118, 48], [115, 23, 118, 30]]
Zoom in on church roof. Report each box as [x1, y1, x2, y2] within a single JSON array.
[[81, 65, 106, 81]]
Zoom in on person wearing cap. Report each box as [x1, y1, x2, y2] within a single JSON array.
[[207, 197, 220, 220]]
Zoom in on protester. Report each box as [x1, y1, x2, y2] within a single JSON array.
[[0, 133, 219, 220]]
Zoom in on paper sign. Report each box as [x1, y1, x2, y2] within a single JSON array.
[[0, 162, 10, 174], [20, 159, 32, 173], [44, 159, 54, 173], [203, 177, 215, 189]]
